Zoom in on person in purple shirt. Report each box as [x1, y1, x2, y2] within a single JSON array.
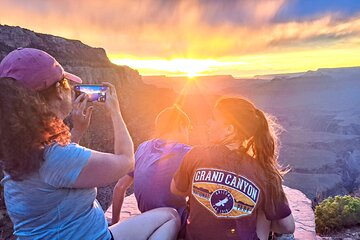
[[112, 105, 192, 236]]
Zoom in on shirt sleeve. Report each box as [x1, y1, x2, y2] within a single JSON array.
[[173, 148, 197, 193], [263, 185, 292, 221], [39, 143, 91, 188]]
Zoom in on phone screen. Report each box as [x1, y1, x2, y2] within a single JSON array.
[[74, 85, 108, 102]]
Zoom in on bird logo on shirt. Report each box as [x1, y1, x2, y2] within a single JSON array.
[[215, 197, 229, 207], [192, 168, 260, 218]]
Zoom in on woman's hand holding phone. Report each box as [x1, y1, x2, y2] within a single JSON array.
[[71, 93, 94, 143], [70, 82, 121, 143]]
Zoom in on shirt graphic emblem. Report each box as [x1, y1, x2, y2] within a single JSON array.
[[210, 189, 234, 214], [192, 168, 260, 218]]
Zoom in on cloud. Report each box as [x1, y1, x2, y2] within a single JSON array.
[[268, 15, 360, 48], [1, 0, 360, 58]]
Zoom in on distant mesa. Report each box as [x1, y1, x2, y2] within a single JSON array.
[[254, 66, 360, 82]]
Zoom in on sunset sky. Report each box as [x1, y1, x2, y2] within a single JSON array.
[[1, 0, 360, 77]]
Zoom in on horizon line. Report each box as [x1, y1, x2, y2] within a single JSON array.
[[127, 65, 360, 79]]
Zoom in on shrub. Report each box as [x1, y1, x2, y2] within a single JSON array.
[[315, 195, 360, 234]]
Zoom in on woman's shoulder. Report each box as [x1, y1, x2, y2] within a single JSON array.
[[238, 152, 265, 175], [189, 144, 223, 152], [219, 150, 267, 187], [44, 142, 86, 154], [40, 143, 92, 188], [43, 143, 91, 166], [186, 144, 212, 155], [183, 144, 228, 163]]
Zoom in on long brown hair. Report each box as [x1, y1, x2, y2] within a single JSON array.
[[215, 97, 288, 211], [0, 77, 71, 180]]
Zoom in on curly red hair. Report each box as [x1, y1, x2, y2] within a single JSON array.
[[0, 77, 70, 180]]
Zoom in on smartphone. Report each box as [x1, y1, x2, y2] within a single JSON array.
[[74, 84, 108, 102]]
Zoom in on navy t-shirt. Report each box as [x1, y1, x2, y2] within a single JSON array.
[[173, 145, 291, 240]]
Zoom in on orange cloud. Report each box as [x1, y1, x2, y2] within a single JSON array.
[[1, 0, 360, 77]]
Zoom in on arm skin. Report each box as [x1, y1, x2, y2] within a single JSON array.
[[271, 214, 295, 234], [256, 209, 271, 240], [257, 209, 295, 239], [111, 175, 134, 224], [72, 82, 135, 188]]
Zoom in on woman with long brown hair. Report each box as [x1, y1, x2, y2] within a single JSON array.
[[171, 97, 295, 240], [0, 48, 179, 240]]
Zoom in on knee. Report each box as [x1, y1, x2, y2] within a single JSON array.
[[160, 207, 181, 225]]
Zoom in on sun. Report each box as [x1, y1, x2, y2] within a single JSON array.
[[168, 59, 205, 78], [187, 71, 199, 79], [110, 57, 216, 77]]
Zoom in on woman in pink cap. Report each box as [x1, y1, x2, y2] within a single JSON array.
[[0, 48, 180, 240]]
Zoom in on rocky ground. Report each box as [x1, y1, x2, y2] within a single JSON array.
[[0, 181, 320, 240], [319, 226, 360, 240], [104, 187, 360, 240]]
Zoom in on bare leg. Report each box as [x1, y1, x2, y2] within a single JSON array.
[[109, 207, 180, 240]]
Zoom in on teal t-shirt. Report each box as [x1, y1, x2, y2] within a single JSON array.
[[1, 143, 112, 240]]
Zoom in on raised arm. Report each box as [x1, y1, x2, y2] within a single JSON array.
[[72, 82, 134, 188]]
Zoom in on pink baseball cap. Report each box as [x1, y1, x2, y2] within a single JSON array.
[[0, 47, 82, 91]]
